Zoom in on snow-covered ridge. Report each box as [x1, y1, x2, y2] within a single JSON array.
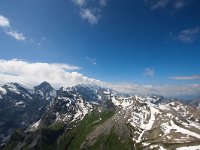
[[4, 83, 21, 94], [110, 94, 200, 149]]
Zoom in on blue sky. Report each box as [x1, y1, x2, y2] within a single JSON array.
[[0, 0, 200, 97]]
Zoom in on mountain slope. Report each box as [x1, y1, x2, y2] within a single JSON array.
[[2, 83, 200, 150], [0, 82, 56, 146]]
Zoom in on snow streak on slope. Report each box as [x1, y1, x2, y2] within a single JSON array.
[[111, 94, 200, 149], [72, 98, 92, 122], [176, 145, 200, 150], [5, 83, 20, 94], [27, 119, 41, 132], [0, 87, 7, 94], [161, 119, 200, 139], [137, 106, 160, 142]]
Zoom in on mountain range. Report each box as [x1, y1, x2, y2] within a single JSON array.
[[1, 82, 200, 150]]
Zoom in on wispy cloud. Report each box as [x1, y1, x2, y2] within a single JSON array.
[[0, 15, 27, 42], [146, 0, 187, 10], [41, 36, 46, 40], [0, 14, 45, 45], [169, 75, 200, 80], [173, 0, 186, 9], [144, 67, 155, 77], [72, 0, 85, 6], [0, 15, 10, 28], [177, 27, 200, 43], [86, 57, 97, 65], [6, 30, 26, 41], [80, 9, 99, 25], [72, 0, 107, 25], [99, 0, 107, 7], [149, 0, 170, 10]]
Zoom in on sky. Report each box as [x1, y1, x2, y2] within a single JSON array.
[[0, 0, 200, 98]]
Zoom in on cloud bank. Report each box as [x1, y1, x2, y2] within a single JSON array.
[[0, 59, 200, 98], [0, 59, 101, 88], [107, 83, 200, 98]]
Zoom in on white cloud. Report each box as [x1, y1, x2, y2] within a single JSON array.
[[0, 59, 199, 98], [169, 75, 200, 80], [72, 0, 85, 6], [0, 15, 10, 28], [0, 59, 101, 88], [80, 9, 99, 25], [144, 67, 155, 77], [6, 31, 26, 41], [177, 27, 200, 43]]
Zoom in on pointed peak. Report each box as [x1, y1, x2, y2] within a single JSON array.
[[34, 81, 54, 91], [40, 81, 51, 86], [35, 81, 51, 88]]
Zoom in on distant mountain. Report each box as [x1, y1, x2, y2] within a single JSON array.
[[1, 83, 200, 150]]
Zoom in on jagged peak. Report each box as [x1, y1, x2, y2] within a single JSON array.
[[3, 82, 24, 88], [2, 82, 30, 94]]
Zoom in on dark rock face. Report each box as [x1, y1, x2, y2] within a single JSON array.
[[0, 82, 56, 146], [34, 81, 56, 101]]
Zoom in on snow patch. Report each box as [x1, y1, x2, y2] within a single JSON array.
[[72, 98, 92, 122], [28, 119, 41, 132], [6, 83, 20, 94], [0, 87, 7, 94], [161, 120, 200, 139], [103, 89, 110, 95], [176, 145, 200, 150]]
